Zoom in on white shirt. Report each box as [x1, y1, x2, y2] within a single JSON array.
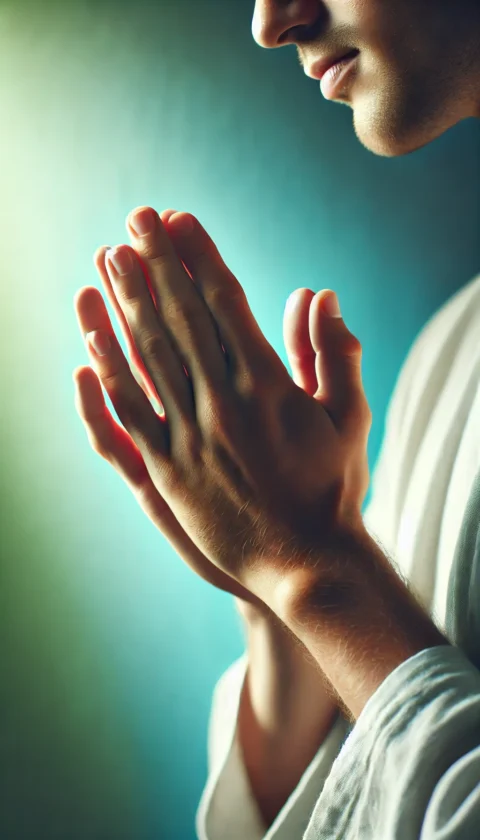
[[196, 272, 480, 840]]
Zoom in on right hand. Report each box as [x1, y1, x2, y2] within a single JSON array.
[[73, 209, 353, 608]]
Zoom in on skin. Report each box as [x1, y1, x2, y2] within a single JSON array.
[[72, 0, 480, 828], [252, 0, 480, 157]]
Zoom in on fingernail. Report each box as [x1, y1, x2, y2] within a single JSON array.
[[129, 208, 155, 236], [86, 330, 111, 356], [323, 292, 342, 318], [106, 246, 133, 276]]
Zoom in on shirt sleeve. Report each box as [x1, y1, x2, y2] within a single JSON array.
[[304, 645, 480, 840], [196, 654, 267, 840], [196, 654, 351, 840]]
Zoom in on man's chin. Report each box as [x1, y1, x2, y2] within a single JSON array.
[[351, 95, 463, 158], [352, 110, 435, 158]]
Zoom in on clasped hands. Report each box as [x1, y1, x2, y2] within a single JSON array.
[[74, 206, 372, 616]]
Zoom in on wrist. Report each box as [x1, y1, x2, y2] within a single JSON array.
[[271, 524, 448, 718], [269, 523, 368, 627]]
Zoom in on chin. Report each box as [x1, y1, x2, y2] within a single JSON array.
[[351, 89, 464, 158], [352, 116, 426, 157]]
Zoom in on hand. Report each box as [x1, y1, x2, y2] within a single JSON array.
[[73, 210, 341, 609], [73, 207, 371, 607]]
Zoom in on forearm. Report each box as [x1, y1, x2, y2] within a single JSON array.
[[272, 524, 448, 720], [235, 599, 339, 829]]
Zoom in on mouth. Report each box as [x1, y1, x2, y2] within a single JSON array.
[[320, 50, 360, 101], [306, 49, 360, 100]]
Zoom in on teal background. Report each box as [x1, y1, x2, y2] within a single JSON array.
[[1, 1, 479, 838]]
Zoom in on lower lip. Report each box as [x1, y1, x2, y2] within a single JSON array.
[[320, 52, 359, 100]]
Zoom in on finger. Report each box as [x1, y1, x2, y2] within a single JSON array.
[[93, 244, 162, 409], [125, 206, 228, 400], [165, 211, 287, 389], [72, 363, 259, 603], [104, 243, 197, 431], [73, 363, 154, 487], [73, 364, 184, 550], [282, 288, 318, 396], [309, 290, 371, 434], [93, 210, 180, 411], [73, 285, 168, 461]]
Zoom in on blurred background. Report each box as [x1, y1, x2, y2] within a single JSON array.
[[1, 0, 479, 837]]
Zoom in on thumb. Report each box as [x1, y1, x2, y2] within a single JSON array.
[[309, 290, 370, 434], [282, 288, 318, 396]]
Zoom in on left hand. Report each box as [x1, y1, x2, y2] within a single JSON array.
[[75, 206, 371, 605]]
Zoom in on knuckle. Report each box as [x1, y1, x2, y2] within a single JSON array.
[[145, 247, 170, 266], [101, 367, 123, 393], [345, 398, 371, 432], [164, 297, 199, 329], [140, 330, 167, 360], [190, 245, 211, 271], [87, 430, 107, 459], [344, 334, 362, 357], [116, 284, 142, 308], [235, 367, 266, 400], [208, 283, 245, 312], [362, 401, 373, 427], [98, 368, 133, 421]]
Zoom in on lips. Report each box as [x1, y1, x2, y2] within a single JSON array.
[[320, 50, 359, 100], [328, 49, 359, 75], [306, 49, 360, 81]]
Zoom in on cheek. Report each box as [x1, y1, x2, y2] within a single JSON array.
[[353, 0, 434, 74], [352, 11, 415, 117]]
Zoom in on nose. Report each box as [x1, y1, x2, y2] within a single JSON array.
[[251, 0, 324, 49]]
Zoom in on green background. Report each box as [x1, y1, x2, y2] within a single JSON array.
[[1, 1, 479, 838]]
